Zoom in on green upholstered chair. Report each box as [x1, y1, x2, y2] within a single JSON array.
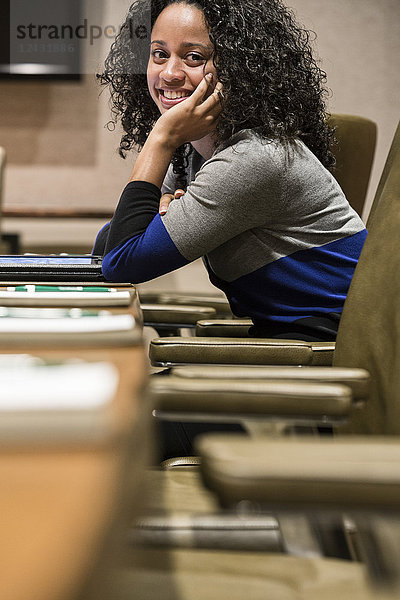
[[115, 430, 397, 599], [196, 434, 400, 592], [366, 119, 400, 230], [150, 365, 369, 434], [327, 114, 377, 218]]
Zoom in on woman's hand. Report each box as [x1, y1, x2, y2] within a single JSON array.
[[159, 189, 185, 216], [154, 75, 223, 150], [129, 76, 222, 189]]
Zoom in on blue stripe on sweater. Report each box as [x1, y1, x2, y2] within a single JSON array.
[[212, 229, 367, 322], [102, 214, 189, 283]]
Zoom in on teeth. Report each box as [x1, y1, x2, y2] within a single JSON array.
[[163, 90, 190, 100]]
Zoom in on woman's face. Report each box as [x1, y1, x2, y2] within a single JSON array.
[[147, 3, 217, 114]]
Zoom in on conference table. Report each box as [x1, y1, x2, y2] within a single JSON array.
[[0, 283, 151, 600]]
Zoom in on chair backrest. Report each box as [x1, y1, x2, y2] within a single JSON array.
[[366, 121, 400, 230], [328, 114, 377, 217], [333, 120, 400, 435]]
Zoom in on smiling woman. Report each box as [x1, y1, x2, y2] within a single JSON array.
[[147, 3, 216, 114], [94, 0, 367, 344]]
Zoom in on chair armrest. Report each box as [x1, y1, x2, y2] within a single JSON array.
[[142, 304, 217, 327], [170, 365, 370, 402], [149, 376, 353, 425], [149, 336, 314, 367], [310, 342, 335, 366], [142, 304, 216, 335], [197, 435, 400, 511], [195, 321, 335, 365], [138, 291, 233, 318], [196, 319, 252, 337]]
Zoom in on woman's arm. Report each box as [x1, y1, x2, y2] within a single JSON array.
[[102, 75, 221, 261], [101, 131, 278, 284]]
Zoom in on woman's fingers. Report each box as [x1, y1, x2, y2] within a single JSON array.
[[189, 75, 223, 115], [201, 81, 224, 112], [159, 193, 174, 215], [189, 73, 215, 105], [159, 189, 185, 215]]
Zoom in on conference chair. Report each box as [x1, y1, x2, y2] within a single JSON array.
[[125, 436, 400, 598], [195, 434, 400, 593], [112, 436, 397, 597], [140, 121, 399, 448], [327, 113, 377, 217]]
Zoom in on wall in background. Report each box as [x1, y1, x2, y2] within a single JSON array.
[[289, 0, 400, 218], [0, 0, 399, 260]]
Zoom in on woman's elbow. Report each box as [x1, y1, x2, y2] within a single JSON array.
[[101, 252, 149, 284], [102, 253, 132, 283]]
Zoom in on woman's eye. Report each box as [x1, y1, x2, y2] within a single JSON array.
[[186, 53, 206, 64], [152, 49, 168, 61]]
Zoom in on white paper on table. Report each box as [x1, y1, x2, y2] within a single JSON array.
[[0, 312, 135, 333], [0, 360, 120, 444]]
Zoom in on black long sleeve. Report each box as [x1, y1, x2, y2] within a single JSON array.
[[103, 181, 161, 256]]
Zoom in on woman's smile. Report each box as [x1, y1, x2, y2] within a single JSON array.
[[158, 88, 193, 108]]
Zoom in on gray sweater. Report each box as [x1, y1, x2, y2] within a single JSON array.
[[100, 129, 367, 334]]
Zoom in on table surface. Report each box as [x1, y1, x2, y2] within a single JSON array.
[[0, 283, 143, 320], [0, 334, 149, 600]]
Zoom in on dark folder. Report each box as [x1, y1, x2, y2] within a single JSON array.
[[0, 255, 104, 282]]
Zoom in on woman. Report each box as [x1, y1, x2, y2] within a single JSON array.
[[94, 0, 367, 342]]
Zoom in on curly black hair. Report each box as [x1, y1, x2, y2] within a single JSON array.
[[98, 0, 335, 189]]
